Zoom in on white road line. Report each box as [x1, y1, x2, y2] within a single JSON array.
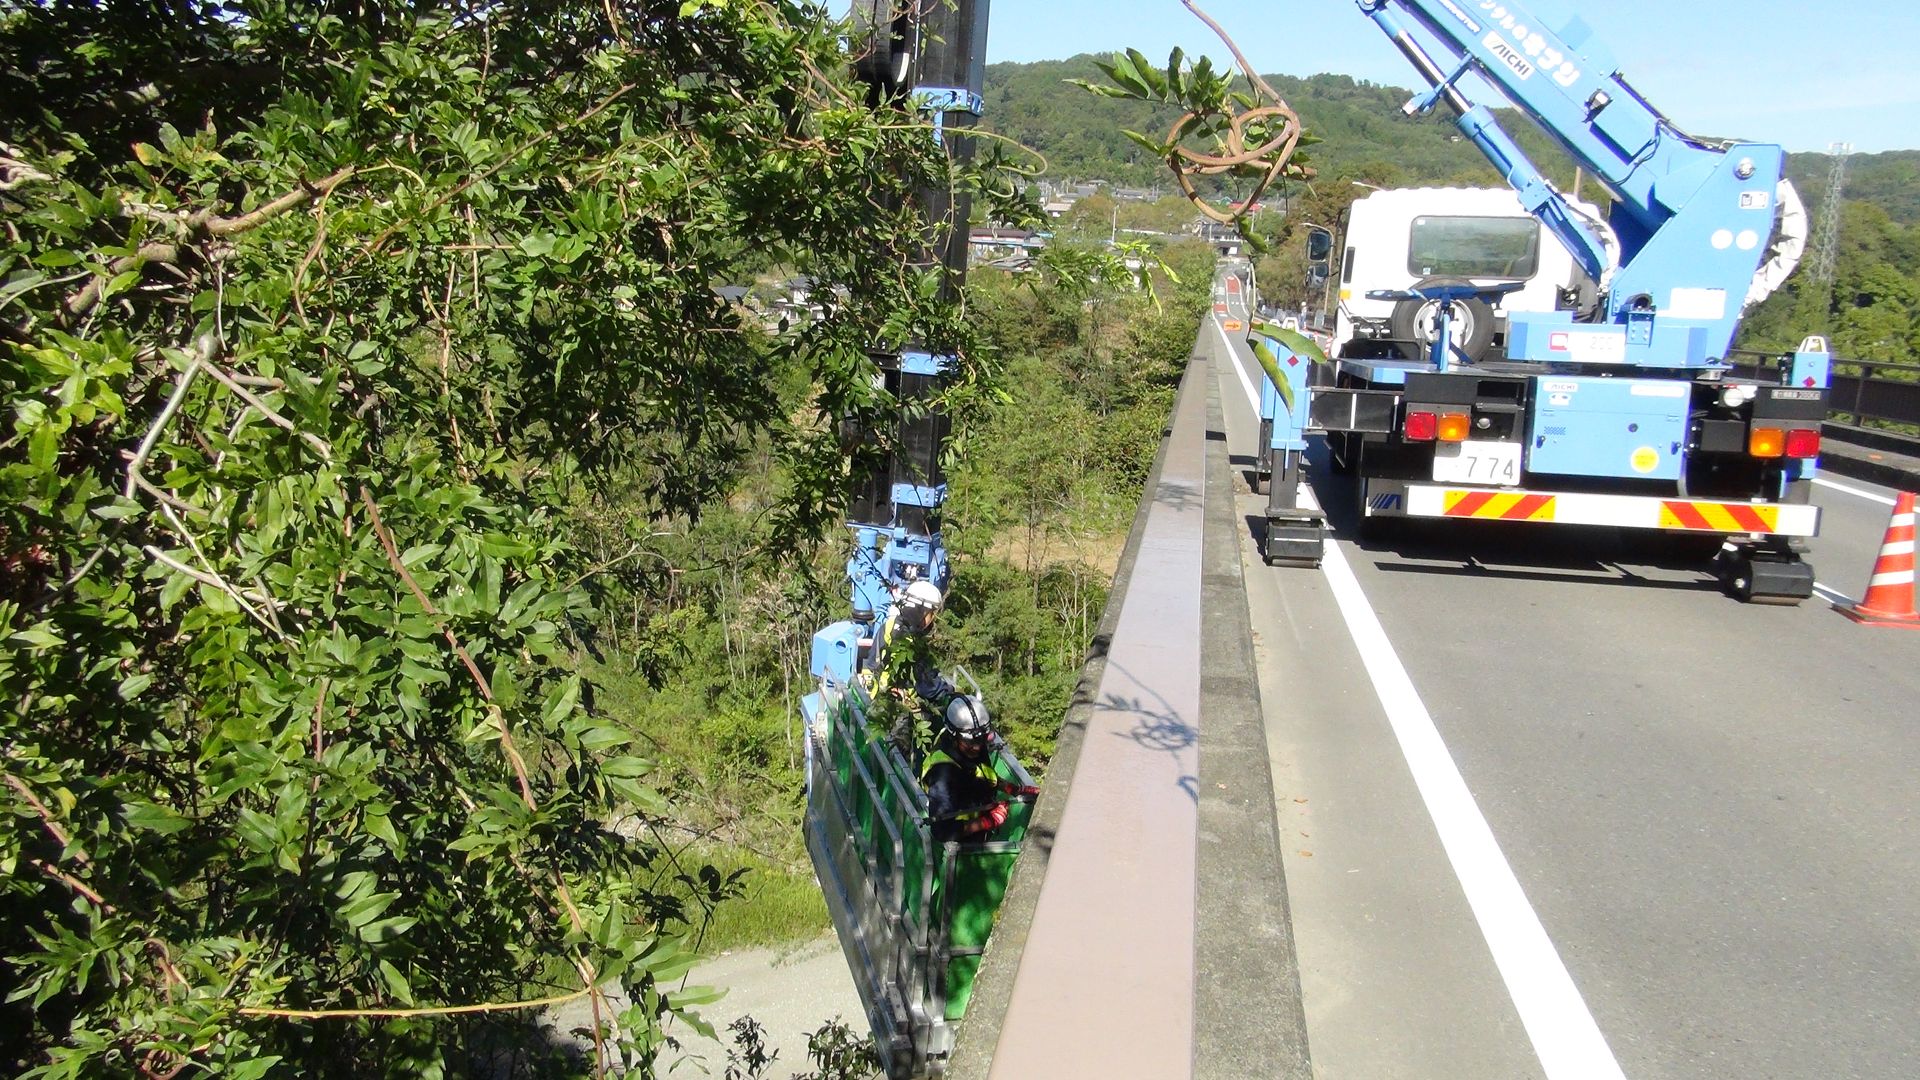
[[1814, 476, 1897, 506], [1214, 315, 1628, 1080], [1813, 582, 1855, 606]]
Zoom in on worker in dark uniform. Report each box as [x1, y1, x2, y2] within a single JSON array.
[[922, 696, 1036, 843]]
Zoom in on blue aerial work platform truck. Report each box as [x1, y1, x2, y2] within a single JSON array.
[[800, 4, 1043, 1078], [1253, 0, 1829, 603]]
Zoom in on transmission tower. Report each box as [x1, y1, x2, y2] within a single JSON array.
[[1805, 141, 1852, 325]]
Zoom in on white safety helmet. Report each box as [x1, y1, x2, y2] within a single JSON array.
[[895, 580, 944, 634], [944, 695, 990, 740]]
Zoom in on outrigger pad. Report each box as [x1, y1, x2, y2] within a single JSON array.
[[1264, 511, 1326, 566], [1741, 553, 1815, 605]]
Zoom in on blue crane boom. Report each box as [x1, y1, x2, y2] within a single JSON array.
[[1355, 0, 1799, 368]]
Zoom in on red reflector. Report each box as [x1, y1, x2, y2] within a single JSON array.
[[1404, 410, 1437, 441], [1784, 428, 1821, 459]]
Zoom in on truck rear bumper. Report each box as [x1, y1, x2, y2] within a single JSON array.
[[1361, 480, 1820, 537]]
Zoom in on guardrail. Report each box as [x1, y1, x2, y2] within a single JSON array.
[[1727, 348, 1920, 437]]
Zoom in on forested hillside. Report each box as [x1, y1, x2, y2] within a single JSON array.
[[984, 59, 1591, 194], [986, 55, 1920, 368]]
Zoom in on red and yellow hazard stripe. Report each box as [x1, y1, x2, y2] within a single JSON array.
[[1442, 491, 1556, 521], [1657, 501, 1778, 533]]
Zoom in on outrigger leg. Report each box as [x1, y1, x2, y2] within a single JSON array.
[[1263, 447, 1326, 567], [1715, 536, 1815, 605]]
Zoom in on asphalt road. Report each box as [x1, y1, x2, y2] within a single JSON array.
[[1208, 275, 1920, 1079]]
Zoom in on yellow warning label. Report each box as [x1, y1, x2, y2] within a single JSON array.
[[1630, 446, 1660, 474]]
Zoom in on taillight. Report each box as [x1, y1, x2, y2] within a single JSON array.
[[1437, 412, 1471, 442], [1784, 428, 1821, 459], [1405, 410, 1437, 441], [1748, 427, 1785, 458]]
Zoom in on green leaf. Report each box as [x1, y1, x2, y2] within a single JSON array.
[[100, 269, 141, 300], [1255, 322, 1332, 367], [378, 960, 415, 1006], [678, 1010, 717, 1041], [121, 798, 189, 835], [1065, 78, 1132, 100], [355, 915, 416, 943], [1094, 54, 1151, 100], [364, 812, 400, 850], [339, 889, 399, 929], [116, 672, 153, 700], [539, 675, 581, 729], [27, 423, 59, 471], [223, 1056, 283, 1080], [478, 533, 532, 559], [666, 983, 725, 1009], [491, 663, 521, 710], [234, 808, 281, 855], [1125, 49, 1166, 98], [11, 627, 63, 650], [0, 271, 48, 310], [574, 723, 631, 753]]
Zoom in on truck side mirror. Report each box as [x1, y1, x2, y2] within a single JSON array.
[[1305, 225, 1333, 262]]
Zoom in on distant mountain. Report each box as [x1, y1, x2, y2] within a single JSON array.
[[1785, 151, 1920, 228], [982, 57, 1919, 227]]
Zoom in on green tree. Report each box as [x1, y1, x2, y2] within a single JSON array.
[[1, 2, 1003, 1075]]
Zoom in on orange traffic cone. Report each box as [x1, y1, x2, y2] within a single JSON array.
[[1837, 491, 1920, 627]]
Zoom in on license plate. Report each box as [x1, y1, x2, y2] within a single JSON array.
[[1433, 440, 1521, 486]]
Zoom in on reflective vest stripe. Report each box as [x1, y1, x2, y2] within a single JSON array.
[[922, 750, 998, 821]]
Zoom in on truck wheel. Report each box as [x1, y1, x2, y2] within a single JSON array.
[[1391, 276, 1495, 365]]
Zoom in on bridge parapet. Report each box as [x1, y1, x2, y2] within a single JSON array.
[[949, 328, 1310, 1078]]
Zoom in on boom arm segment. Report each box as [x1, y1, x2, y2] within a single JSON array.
[[1354, 0, 1795, 366]]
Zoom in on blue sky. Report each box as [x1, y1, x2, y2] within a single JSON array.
[[985, 0, 1920, 154]]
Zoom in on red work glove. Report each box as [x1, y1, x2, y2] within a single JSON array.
[[998, 782, 1040, 798], [967, 801, 1010, 834]]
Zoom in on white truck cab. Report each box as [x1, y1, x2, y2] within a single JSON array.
[[1333, 187, 1604, 364]]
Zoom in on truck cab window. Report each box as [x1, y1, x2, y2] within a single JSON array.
[[1407, 215, 1540, 279]]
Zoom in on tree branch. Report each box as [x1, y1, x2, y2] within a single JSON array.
[[64, 167, 356, 321], [205, 166, 356, 237], [5, 773, 88, 864], [64, 242, 181, 320]]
